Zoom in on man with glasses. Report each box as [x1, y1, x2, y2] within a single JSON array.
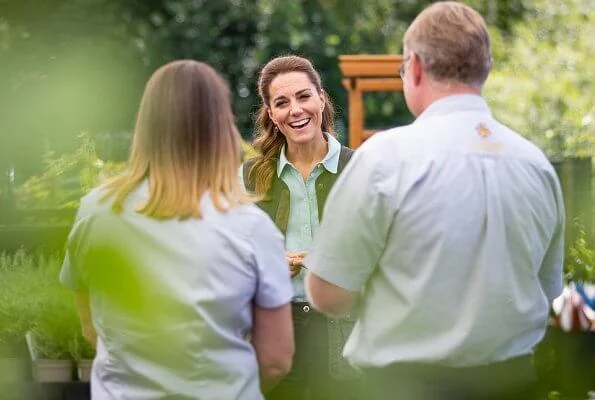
[[304, 2, 564, 399]]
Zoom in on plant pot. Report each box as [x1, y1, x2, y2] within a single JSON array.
[[25, 331, 73, 382], [0, 357, 28, 383], [77, 359, 93, 382]]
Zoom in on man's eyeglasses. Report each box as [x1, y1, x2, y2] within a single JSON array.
[[399, 55, 410, 80]]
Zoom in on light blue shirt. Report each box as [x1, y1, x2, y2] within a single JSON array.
[[306, 95, 565, 367], [239, 134, 342, 301], [60, 181, 292, 399]]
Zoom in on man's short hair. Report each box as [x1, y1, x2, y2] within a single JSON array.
[[404, 1, 492, 87]]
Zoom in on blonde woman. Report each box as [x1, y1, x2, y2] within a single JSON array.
[[60, 60, 294, 399]]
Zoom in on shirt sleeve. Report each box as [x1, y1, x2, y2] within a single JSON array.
[[251, 213, 293, 308], [59, 205, 92, 292], [305, 146, 397, 292], [539, 169, 565, 303]]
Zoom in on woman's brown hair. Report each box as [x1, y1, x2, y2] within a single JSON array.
[[249, 55, 336, 197], [101, 59, 249, 218]]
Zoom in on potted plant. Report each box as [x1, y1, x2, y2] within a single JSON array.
[[25, 255, 80, 383], [71, 334, 95, 382], [0, 250, 40, 383], [26, 331, 73, 383]]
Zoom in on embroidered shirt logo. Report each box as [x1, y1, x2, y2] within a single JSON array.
[[476, 123, 491, 138]]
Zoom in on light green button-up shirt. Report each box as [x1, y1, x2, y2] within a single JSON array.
[[238, 134, 342, 301], [278, 134, 341, 301]]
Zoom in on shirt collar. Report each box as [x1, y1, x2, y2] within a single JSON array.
[[415, 94, 491, 123], [278, 133, 342, 177]]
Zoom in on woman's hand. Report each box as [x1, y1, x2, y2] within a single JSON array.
[[286, 251, 307, 278]]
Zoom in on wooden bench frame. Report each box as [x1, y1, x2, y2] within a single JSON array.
[[338, 55, 405, 149]]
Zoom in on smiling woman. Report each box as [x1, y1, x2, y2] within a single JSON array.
[[240, 55, 361, 400], [267, 71, 326, 151], [247, 55, 337, 196]]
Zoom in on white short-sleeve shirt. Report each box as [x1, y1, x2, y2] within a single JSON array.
[[305, 94, 565, 368], [60, 181, 292, 399]]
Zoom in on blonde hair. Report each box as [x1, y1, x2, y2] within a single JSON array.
[[249, 55, 336, 197], [101, 60, 250, 219], [404, 1, 492, 87]]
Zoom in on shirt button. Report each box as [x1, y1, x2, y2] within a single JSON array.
[[303, 305, 310, 313]]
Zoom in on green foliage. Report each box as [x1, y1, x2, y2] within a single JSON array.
[[0, 250, 94, 360], [13, 131, 257, 212], [486, 0, 595, 158], [70, 333, 95, 361], [2, 0, 591, 193], [116, 0, 261, 136], [241, 139, 259, 161], [565, 219, 595, 283], [14, 132, 125, 211], [0, 251, 42, 356], [0, 0, 145, 184], [28, 261, 81, 360]]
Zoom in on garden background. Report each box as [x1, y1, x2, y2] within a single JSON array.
[[0, 0, 593, 398]]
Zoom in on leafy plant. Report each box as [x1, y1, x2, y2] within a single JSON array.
[[486, 0, 595, 159], [0, 250, 87, 360], [14, 132, 125, 213], [0, 251, 57, 357], [26, 255, 82, 360], [29, 300, 81, 360], [70, 334, 95, 362], [14, 131, 258, 216], [564, 219, 594, 283], [0, 261, 31, 356]]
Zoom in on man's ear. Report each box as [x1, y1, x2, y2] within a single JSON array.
[[411, 52, 424, 86]]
